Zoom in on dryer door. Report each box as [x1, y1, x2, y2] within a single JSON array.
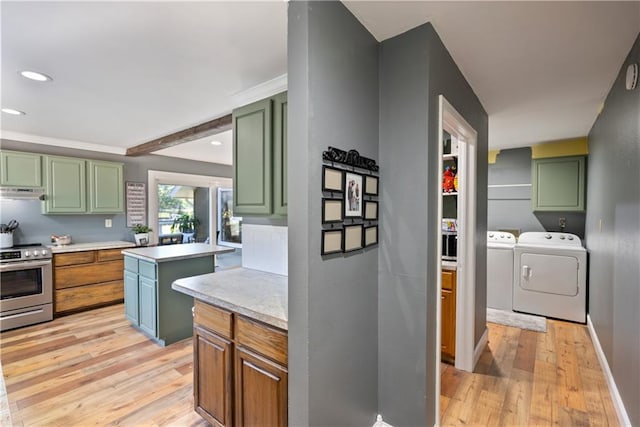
[[519, 253, 579, 296]]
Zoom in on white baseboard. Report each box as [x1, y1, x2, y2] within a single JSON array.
[[372, 414, 393, 427], [473, 328, 488, 369], [586, 315, 632, 426]]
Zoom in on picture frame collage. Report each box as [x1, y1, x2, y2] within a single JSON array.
[[321, 164, 379, 255]]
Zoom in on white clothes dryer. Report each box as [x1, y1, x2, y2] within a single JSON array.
[[513, 232, 587, 323], [487, 231, 516, 311]]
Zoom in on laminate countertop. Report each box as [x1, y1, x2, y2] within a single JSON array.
[[48, 240, 136, 253], [122, 243, 235, 263], [172, 267, 288, 330]]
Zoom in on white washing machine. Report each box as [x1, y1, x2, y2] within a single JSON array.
[[487, 231, 516, 311], [513, 232, 587, 323]]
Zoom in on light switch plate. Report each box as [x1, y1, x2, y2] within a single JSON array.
[[105, 219, 112, 228]]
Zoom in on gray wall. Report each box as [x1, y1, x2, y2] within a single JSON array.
[[488, 147, 586, 239], [288, 2, 379, 426], [585, 32, 640, 426], [0, 139, 231, 245], [378, 23, 488, 426]]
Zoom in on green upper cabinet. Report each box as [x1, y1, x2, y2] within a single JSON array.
[[43, 155, 87, 213], [233, 91, 287, 217], [88, 160, 124, 213], [273, 92, 288, 216], [532, 156, 586, 211], [0, 150, 42, 187]]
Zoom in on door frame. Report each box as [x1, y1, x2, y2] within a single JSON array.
[[435, 96, 478, 421], [147, 170, 232, 245]]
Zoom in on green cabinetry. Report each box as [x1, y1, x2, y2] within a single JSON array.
[[0, 150, 42, 187], [42, 155, 124, 214], [233, 91, 287, 216], [123, 254, 215, 346], [532, 156, 586, 211]]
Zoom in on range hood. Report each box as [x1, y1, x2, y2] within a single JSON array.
[[0, 187, 45, 200]]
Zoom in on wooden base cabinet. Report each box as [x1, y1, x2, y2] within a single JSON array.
[[193, 300, 288, 427], [441, 269, 457, 363]]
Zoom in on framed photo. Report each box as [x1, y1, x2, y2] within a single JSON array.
[[322, 166, 344, 192], [343, 224, 364, 252], [321, 229, 343, 255], [364, 225, 378, 247], [322, 198, 344, 223], [364, 175, 379, 196], [364, 200, 378, 221], [344, 171, 363, 218]]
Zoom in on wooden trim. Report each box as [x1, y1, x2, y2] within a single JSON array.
[[125, 114, 232, 156]]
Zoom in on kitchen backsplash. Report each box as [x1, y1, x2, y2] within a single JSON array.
[[241, 224, 288, 276]]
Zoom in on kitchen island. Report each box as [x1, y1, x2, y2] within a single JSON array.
[[172, 268, 288, 427], [122, 243, 235, 346]]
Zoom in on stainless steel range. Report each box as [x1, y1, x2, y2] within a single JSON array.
[[0, 243, 53, 331]]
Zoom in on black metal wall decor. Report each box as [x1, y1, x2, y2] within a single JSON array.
[[322, 147, 379, 172], [321, 146, 379, 256]]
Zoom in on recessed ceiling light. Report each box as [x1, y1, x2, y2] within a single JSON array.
[[1, 108, 26, 115], [210, 141, 223, 146], [19, 70, 53, 82]]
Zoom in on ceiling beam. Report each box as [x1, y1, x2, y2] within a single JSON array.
[[125, 113, 232, 156]]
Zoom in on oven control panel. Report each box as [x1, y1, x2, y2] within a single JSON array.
[[0, 251, 21, 261]]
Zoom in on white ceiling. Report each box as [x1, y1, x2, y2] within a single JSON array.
[[1, 1, 638, 162]]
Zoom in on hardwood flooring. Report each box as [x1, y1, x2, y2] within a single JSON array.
[[440, 320, 619, 427], [1, 304, 206, 427], [1, 305, 619, 426]]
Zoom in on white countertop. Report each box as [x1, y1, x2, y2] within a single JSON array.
[[172, 267, 288, 330], [442, 260, 457, 270], [122, 243, 235, 263], [49, 240, 136, 253]]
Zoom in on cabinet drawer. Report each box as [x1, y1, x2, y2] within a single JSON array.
[[55, 280, 124, 313], [97, 248, 124, 262], [55, 259, 124, 289], [139, 260, 156, 279], [442, 269, 456, 291], [236, 316, 287, 365], [124, 256, 138, 273], [54, 251, 95, 267], [194, 300, 232, 339]]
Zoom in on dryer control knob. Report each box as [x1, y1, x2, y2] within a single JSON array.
[[489, 233, 494, 238], [568, 236, 574, 240], [559, 235, 565, 240], [500, 234, 505, 238], [544, 234, 552, 239]]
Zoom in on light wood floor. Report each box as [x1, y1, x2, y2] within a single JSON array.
[[1, 304, 206, 427], [440, 320, 619, 426], [1, 305, 619, 426]]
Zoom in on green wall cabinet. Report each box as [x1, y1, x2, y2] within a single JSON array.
[[0, 150, 42, 187], [233, 91, 287, 216], [42, 155, 124, 214], [88, 160, 124, 213], [43, 155, 87, 213], [532, 156, 586, 211], [123, 255, 215, 346]]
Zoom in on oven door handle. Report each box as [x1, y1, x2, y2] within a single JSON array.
[[0, 259, 52, 272]]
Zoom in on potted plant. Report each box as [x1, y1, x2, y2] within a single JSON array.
[[132, 224, 153, 246], [171, 214, 200, 243]]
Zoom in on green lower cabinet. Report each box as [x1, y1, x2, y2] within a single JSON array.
[[123, 255, 215, 346], [88, 160, 124, 213], [0, 150, 42, 187], [532, 156, 586, 211]]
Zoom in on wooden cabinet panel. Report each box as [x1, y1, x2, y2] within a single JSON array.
[[442, 269, 455, 291], [235, 347, 287, 427], [194, 300, 232, 339], [233, 98, 273, 215], [54, 251, 96, 267], [441, 288, 456, 361], [532, 156, 585, 211], [0, 150, 42, 187], [236, 316, 287, 366], [54, 259, 123, 289], [194, 326, 233, 427], [96, 248, 124, 262], [55, 280, 123, 313], [273, 92, 288, 216], [44, 156, 87, 213], [88, 160, 124, 213]]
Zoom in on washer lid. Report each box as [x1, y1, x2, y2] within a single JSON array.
[[517, 232, 583, 248]]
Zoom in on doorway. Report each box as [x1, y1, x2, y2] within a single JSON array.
[[436, 96, 478, 422]]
